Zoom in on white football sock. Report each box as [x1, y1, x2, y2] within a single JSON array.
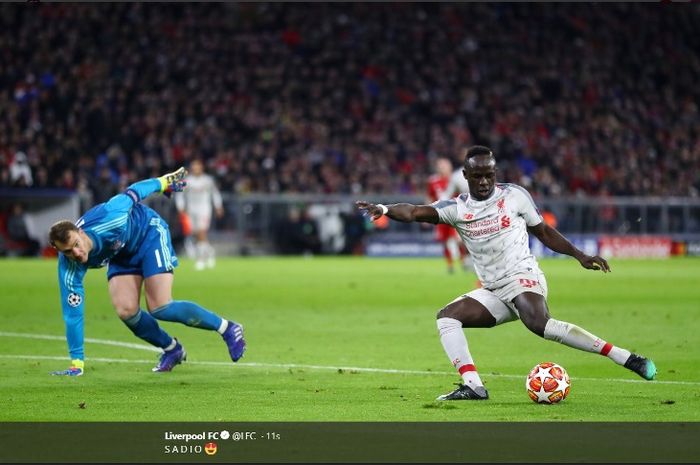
[[544, 318, 631, 365], [196, 241, 207, 260], [184, 237, 196, 259], [437, 317, 484, 388], [206, 241, 215, 260]]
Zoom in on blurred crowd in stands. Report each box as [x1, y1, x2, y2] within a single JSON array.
[[0, 3, 698, 200]]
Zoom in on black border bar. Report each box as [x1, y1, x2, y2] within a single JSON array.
[[1, 422, 699, 463]]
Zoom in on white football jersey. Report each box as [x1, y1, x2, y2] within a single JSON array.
[[432, 183, 543, 287], [175, 173, 223, 215]]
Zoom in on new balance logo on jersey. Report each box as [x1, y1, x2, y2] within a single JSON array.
[[519, 279, 538, 288], [463, 213, 474, 220]]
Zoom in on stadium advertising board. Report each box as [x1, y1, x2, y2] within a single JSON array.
[[598, 235, 672, 258], [685, 241, 700, 257], [367, 233, 680, 259], [365, 233, 443, 257]]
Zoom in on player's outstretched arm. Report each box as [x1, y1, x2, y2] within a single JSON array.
[[356, 201, 439, 224], [528, 222, 611, 273], [104, 167, 189, 214]]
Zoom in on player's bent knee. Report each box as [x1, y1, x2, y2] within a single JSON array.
[[436, 307, 452, 320], [114, 304, 139, 321], [520, 312, 548, 337], [436, 302, 496, 328], [436, 306, 472, 323]]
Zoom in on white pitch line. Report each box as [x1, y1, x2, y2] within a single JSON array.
[[1, 332, 699, 386], [0, 331, 160, 352]]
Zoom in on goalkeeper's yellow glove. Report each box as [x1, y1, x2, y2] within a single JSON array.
[[50, 359, 84, 376], [158, 167, 188, 197]]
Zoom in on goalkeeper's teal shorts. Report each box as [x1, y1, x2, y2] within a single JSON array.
[[107, 213, 179, 280]]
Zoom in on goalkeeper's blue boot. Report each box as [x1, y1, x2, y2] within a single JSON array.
[[222, 321, 246, 362], [436, 383, 489, 401], [153, 339, 186, 372], [624, 353, 656, 380]]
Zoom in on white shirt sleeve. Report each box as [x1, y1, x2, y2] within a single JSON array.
[[209, 177, 223, 210], [511, 185, 543, 227], [430, 198, 459, 226]]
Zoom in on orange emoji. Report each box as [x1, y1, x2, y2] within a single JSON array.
[[204, 442, 217, 455]]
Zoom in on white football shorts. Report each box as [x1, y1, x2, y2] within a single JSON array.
[[450, 271, 548, 325], [188, 211, 212, 232]]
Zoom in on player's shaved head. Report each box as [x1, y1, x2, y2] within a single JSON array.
[[466, 155, 496, 170], [463, 145, 496, 170]]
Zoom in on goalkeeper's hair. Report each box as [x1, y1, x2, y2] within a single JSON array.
[[49, 220, 79, 247]]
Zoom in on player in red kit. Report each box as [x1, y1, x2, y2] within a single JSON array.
[[427, 158, 471, 274]]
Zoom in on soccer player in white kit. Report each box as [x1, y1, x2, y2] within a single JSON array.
[[436, 157, 476, 274], [441, 158, 471, 200], [175, 159, 224, 270], [357, 145, 656, 400]]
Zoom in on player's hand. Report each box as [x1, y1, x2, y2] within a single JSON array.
[[578, 254, 611, 273], [50, 359, 84, 376], [159, 167, 188, 197], [356, 201, 384, 222]]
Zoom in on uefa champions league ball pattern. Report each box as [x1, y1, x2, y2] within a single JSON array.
[[526, 362, 571, 404]]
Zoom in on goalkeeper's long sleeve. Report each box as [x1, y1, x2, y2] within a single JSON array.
[[57, 254, 88, 361]]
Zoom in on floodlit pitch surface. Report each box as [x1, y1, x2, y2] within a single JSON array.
[[0, 257, 698, 421]]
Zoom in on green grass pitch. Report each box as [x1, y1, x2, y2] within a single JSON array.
[[0, 256, 698, 421]]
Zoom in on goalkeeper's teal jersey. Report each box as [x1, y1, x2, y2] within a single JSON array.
[[57, 178, 165, 360]]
